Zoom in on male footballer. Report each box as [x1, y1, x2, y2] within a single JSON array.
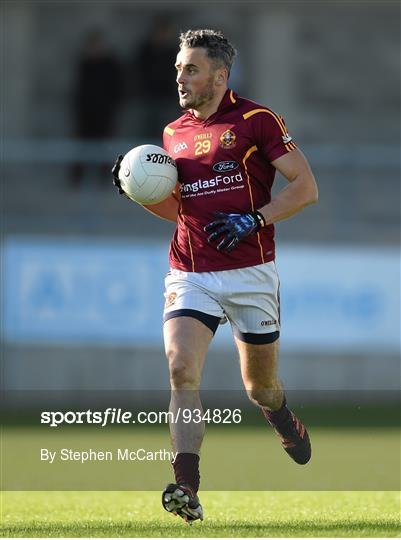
[[113, 29, 318, 523]]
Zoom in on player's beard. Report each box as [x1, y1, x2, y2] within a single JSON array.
[[179, 75, 215, 111]]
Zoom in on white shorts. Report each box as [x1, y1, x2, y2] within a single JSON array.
[[163, 262, 280, 344]]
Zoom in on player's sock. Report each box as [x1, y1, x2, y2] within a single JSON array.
[[262, 395, 291, 424], [172, 452, 200, 493], [262, 395, 311, 465]]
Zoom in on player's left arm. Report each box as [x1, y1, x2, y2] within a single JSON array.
[[258, 148, 318, 225], [204, 148, 318, 252]]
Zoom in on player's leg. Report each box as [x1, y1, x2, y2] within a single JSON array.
[[164, 315, 213, 455], [235, 336, 311, 465], [162, 315, 216, 522], [161, 269, 225, 520], [235, 337, 283, 409], [219, 261, 311, 465]]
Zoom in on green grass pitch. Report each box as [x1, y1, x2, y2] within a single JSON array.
[[1, 491, 400, 537]]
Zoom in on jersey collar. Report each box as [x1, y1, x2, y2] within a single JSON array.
[[217, 88, 238, 114]]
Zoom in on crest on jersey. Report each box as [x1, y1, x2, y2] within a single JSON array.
[[219, 129, 237, 148]]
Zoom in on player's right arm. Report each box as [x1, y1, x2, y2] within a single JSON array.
[[142, 125, 181, 222], [112, 153, 180, 223], [142, 186, 180, 223], [141, 125, 182, 222], [112, 125, 181, 222]]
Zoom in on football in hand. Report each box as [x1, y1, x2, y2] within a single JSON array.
[[118, 144, 178, 205]]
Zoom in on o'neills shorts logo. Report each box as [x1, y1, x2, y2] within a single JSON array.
[[213, 160, 239, 173], [219, 129, 236, 148], [180, 172, 244, 194]]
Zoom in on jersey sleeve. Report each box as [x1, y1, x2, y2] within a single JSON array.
[[251, 109, 297, 163]]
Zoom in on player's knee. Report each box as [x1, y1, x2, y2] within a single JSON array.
[[169, 361, 200, 389], [166, 347, 201, 389], [246, 386, 280, 408], [247, 387, 266, 407]]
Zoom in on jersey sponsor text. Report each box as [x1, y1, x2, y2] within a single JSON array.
[[180, 172, 244, 195]]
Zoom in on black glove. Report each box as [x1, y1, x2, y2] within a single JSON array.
[[111, 154, 128, 197], [204, 211, 266, 253]]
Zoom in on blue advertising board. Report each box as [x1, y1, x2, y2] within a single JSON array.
[[2, 237, 399, 353], [2, 238, 168, 345]]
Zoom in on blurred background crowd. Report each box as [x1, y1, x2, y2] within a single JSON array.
[[1, 1, 399, 406]]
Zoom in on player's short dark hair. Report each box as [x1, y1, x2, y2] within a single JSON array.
[[179, 29, 237, 74]]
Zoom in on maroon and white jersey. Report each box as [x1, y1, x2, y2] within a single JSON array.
[[163, 89, 297, 272]]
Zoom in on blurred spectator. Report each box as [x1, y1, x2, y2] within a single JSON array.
[[131, 16, 180, 139], [71, 29, 123, 188]]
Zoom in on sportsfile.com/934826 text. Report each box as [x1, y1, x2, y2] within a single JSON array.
[[40, 408, 242, 427]]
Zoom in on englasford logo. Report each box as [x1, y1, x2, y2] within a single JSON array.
[[212, 160, 239, 173], [180, 172, 244, 193]]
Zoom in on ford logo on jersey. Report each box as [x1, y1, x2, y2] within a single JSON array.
[[212, 160, 239, 173]]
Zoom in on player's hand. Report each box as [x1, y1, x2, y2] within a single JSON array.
[[204, 211, 265, 252], [111, 154, 129, 197]]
